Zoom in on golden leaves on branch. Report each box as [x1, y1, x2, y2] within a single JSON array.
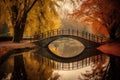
[[0, 0, 61, 37]]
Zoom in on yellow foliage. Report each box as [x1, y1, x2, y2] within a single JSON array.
[[24, 0, 61, 37], [23, 52, 53, 80], [0, 0, 61, 37]]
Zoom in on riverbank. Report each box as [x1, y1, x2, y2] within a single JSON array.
[[0, 40, 36, 58]]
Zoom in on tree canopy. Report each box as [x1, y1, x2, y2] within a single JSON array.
[[0, 0, 60, 42], [69, 0, 120, 39]]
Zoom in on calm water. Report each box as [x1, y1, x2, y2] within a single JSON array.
[[48, 37, 85, 58], [0, 51, 109, 80], [0, 38, 109, 80]]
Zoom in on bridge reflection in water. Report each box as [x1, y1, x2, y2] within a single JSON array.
[[0, 29, 109, 80], [0, 52, 109, 80]]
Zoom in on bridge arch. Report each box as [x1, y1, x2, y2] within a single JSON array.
[[33, 28, 109, 70]]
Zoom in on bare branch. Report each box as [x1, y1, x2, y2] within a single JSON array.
[[27, 0, 37, 13]]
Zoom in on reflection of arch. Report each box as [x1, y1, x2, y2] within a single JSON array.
[[48, 37, 85, 58], [35, 43, 102, 63]]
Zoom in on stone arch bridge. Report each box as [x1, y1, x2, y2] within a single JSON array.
[[33, 28, 108, 70]]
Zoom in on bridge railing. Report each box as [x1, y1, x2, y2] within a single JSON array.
[[38, 54, 108, 70], [34, 29, 106, 43]]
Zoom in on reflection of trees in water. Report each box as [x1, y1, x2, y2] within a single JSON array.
[[49, 73, 61, 80], [0, 51, 60, 80], [1, 51, 110, 80], [11, 55, 27, 80], [78, 55, 109, 80], [0, 56, 14, 80], [23, 52, 57, 80]]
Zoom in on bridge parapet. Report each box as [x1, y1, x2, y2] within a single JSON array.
[[34, 29, 106, 43]]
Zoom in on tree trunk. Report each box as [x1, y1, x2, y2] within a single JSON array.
[[11, 0, 37, 43], [19, 26, 25, 41], [109, 22, 119, 40], [19, 15, 27, 41], [106, 56, 120, 80], [13, 24, 21, 43], [13, 14, 27, 43], [106, 23, 120, 80]]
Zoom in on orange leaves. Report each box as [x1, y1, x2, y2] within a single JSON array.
[[91, 21, 109, 37], [68, 0, 119, 37]]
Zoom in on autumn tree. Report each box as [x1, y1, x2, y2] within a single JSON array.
[[0, 0, 38, 42], [69, 0, 120, 80], [36, 0, 60, 33], [70, 0, 120, 40], [0, 0, 60, 43], [24, 0, 60, 37]]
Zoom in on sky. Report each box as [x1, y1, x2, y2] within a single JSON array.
[[56, 0, 82, 19]]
